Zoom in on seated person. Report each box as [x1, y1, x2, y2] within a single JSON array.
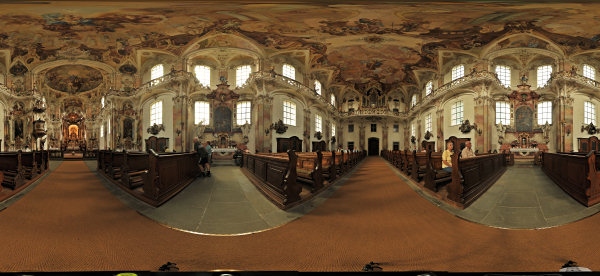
[[442, 141, 454, 173], [461, 141, 476, 158]]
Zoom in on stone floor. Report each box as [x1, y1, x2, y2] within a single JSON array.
[[387, 159, 600, 229], [84, 160, 362, 235]]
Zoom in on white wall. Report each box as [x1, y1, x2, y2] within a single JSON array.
[[271, 94, 305, 152], [142, 94, 175, 150], [573, 93, 600, 152], [443, 94, 476, 146]]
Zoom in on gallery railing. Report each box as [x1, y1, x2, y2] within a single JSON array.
[[407, 70, 508, 117], [547, 71, 600, 90], [340, 107, 406, 118]]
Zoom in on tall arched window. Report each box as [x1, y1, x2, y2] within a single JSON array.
[[495, 101, 511, 125], [101, 97, 105, 108], [194, 65, 211, 87], [425, 114, 432, 132], [195, 101, 210, 125], [151, 64, 163, 85], [236, 65, 251, 87], [537, 101, 552, 125], [451, 101, 463, 126], [236, 101, 251, 125], [100, 125, 104, 138], [537, 65, 552, 88], [315, 114, 322, 133], [451, 64, 464, 81], [411, 94, 417, 108], [330, 94, 336, 106], [150, 101, 163, 126], [314, 80, 322, 95], [283, 100, 296, 126], [584, 64, 596, 80], [585, 101, 596, 125], [283, 64, 295, 80], [495, 65, 511, 87], [425, 81, 433, 96]]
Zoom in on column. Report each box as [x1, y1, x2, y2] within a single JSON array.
[[359, 122, 365, 151], [137, 108, 143, 151], [304, 108, 311, 152], [556, 96, 574, 152], [254, 95, 273, 153], [436, 107, 444, 151], [382, 122, 389, 150], [172, 95, 185, 152], [416, 119, 422, 150], [474, 96, 493, 153]]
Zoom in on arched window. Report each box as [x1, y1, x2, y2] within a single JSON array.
[[151, 64, 163, 85], [331, 94, 336, 106], [537, 65, 552, 88], [150, 101, 163, 126], [100, 125, 104, 138], [194, 65, 211, 87], [195, 101, 210, 125], [451, 64, 464, 81], [236, 65, 252, 87], [101, 97, 105, 108], [108, 119, 111, 134], [236, 101, 251, 125], [495, 65, 511, 87], [451, 101, 463, 126], [315, 114, 322, 133], [425, 114, 432, 132], [411, 94, 417, 108], [585, 101, 596, 125], [314, 80, 322, 95], [283, 100, 296, 126], [425, 81, 433, 96], [283, 64, 295, 80], [584, 64, 596, 80], [331, 124, 336, 137], [495, 101, 511, 125], [537, 101, 552, 125], [411, 123, 415, 137]]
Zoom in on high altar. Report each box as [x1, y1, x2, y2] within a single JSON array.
[[498, 84, 549, 158]]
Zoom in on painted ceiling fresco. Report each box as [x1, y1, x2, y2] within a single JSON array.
[[44, 65, 103, 93], [1, 1, 600, 89]]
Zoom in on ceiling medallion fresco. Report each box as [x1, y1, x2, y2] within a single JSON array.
[[45, 65, 103, 93]]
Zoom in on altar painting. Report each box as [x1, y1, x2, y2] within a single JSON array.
[[515, 106, 533, 132], [214, 106, 232, 133]]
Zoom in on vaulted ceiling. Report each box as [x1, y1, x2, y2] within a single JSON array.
[[1, 0, 599, 90]]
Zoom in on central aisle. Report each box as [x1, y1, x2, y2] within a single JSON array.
[[0, 158, 599, 272]]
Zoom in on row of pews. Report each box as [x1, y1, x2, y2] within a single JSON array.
[[97, 150, 200, 207], [382, 148, 511, 208], [541, 151, 600, 207], [0, 150, 50, 192], [241, 150, 366, 209]]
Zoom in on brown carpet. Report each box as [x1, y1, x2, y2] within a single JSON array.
[[0, 158, 598, 272]]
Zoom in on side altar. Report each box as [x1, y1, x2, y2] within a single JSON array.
[[497, 84, 550, 159]]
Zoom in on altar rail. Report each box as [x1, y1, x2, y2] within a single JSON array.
[[49, 150, 63, 159], [542, 151, 600, 206], [97, 150, 200, 207], [241, 150, 365, 209]]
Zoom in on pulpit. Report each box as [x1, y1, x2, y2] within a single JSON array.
[[145, 136, 169, 153]]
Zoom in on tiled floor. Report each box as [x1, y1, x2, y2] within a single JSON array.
[[386, 159, 600, 229], [84, 161, 362, 235]]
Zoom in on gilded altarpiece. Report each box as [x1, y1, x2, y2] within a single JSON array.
[[206, 82, 240, 151], [499, 84, 549, 156]]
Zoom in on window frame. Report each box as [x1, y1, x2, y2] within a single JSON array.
[[283, 100, 297, 126], [425, 81, 433, 96], [236, 101, 251, 126], [194, 65, 211, 87], [151, 64, 163, 85], [282, 63, 295, 80], [314, 80, 322, 95], [537, 101, 552, 126], [495, 65, 511, 88], [451, 100, 464, 126], [150, 100, 163, 126], [236, 65, 252, 87], [585, 101, 596, 125], [584, 64, 596, 81], [331, 124, 336, 137], [451, 64, 464, 81], [315, 114, 322, 133], [495, 101, 511, 125], [331, 94, 336, 106], [411, 94, 417, 108], [537, 65, 552, 88], [195, 101, 210, 125], [425, 114, 432, 132]]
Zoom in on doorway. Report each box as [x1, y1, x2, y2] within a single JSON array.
[[368, 137, 379, 156]]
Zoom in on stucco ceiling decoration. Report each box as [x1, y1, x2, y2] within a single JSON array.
[[45, 65, 103, 93], [0, 1, 598, 94]]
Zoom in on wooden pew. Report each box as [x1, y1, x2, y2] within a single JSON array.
[[109, 151, 125, 180], [20, 152, 38, 180], [542, 151, 600, 207], [403, 150, 413, 175], [424, 151, 452, 192], [34, 150, 44, 174], [121, 151, 149, 189], [42, 150, 49, 171], [142, 150, 201, 206], [296, 151, 324, 192], [447, 152, 507, 208], [411, 151, 428, 182], [242, 150, 301, 209], [0, 152, 25, 189]]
